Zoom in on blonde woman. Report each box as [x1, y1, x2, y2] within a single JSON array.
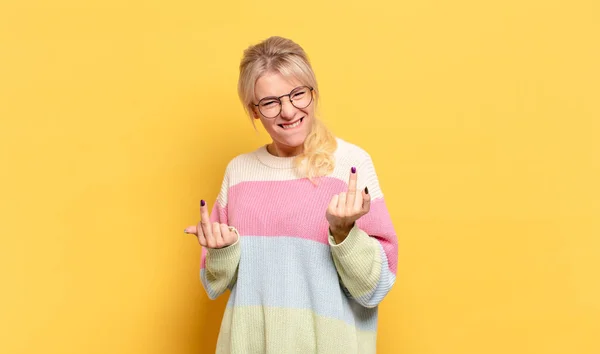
[[185, 36, 398, 354]]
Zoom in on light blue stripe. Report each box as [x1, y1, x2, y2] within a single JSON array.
[[357, 242, 396, 308], [226, 236, 379, 331]]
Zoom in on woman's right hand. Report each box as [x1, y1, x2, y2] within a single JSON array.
[[184, 200, 239, 249]]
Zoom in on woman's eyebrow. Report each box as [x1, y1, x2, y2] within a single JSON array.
[[259, 95, 278, 100], [258, 86, 304, 101]]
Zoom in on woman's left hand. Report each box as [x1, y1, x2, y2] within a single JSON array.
[[326, 167, 371, 244]]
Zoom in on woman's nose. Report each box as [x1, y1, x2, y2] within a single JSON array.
[[279, 97, 296, 119]]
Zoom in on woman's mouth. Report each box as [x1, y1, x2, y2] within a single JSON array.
[[278, 117, 304, 130]]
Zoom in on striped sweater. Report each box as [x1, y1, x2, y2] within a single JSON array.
[[200, 137, 398, 354]]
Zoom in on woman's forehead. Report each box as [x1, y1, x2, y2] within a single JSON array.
[[254, 72, 303, 98]]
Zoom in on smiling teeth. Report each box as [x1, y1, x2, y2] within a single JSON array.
[[282, 120, 301, 129]]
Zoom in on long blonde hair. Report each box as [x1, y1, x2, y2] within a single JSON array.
[[238, 36, 337, 184]]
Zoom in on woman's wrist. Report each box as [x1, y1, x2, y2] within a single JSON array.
[[329, 223, 354, 244]]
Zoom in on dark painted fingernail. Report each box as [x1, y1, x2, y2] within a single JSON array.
[[351, 167, 356, 174], [201, 200, 205, 207], [364, 186, 369, 194]]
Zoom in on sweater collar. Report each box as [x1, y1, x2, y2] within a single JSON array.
[[254, 144, 297, 169]]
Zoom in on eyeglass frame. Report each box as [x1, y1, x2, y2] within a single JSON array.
[[253, 86, 315, 119]]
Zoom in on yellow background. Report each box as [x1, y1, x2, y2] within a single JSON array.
[[1, 0, 598, 353]]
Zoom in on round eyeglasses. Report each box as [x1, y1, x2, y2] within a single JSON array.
[[254, 86, 314, 119]]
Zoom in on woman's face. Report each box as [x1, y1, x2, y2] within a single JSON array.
[[253, 72, 315, 157]]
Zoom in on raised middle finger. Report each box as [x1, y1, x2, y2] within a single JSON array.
[[347, 167, 358, 208], [200, 199, 212, 243]]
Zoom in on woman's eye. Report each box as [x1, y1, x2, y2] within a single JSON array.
[[261, 100, 277, 107]]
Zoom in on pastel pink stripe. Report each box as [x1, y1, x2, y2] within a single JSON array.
[[228, 177, 343, 243], [212, 177, 398, 274]]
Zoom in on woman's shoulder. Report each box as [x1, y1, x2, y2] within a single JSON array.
[[334, 137, 373, 164], [222, 148, 261, 175]]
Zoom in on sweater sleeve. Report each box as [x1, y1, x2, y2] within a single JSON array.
[[200, 165, 241, 300], [328, 153, 398, 308]]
